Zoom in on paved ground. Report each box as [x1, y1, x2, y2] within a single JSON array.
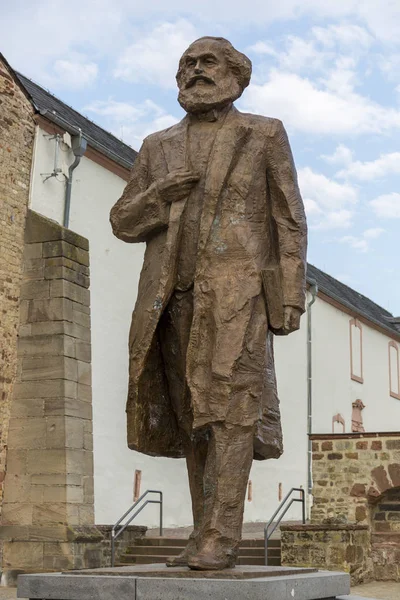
[[0, 589, 18, 600], [350, 581, 400, 599]]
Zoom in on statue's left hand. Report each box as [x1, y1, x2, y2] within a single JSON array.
[[282, 306, 303, 334]]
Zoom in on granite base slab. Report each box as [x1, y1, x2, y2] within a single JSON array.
[[66, 564, 319, 579], [18, 564, 350, 600]]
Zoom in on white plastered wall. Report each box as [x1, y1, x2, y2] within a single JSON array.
[[246, 325, 308, 523], [310, 298, 400, 435]]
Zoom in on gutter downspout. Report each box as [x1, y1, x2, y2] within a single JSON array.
[[307, 279, 318, 518], [64, 131, 87, 228]]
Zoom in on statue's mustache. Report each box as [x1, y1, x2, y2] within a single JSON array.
[[185, 75, 215, 89]]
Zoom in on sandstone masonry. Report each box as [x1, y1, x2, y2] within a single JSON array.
[[281, 523, 370, 585], [1, 210, 102, 581], [311, 432, 400, 524], [282, 432, 400, 584], [0, 56, 35, 518]]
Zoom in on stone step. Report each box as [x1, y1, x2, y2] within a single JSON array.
[[237, 556, 280, 566], [135, 537, 280, 548], [121, 536, 281, 568], [125, 545, 280, 557]]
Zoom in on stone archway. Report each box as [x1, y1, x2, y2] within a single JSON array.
[[370, 487, 400, 581]]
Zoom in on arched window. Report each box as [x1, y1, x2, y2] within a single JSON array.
[[350, 318, 363, 384], [332, 413, 345, 433], [389, 341, 400, 400]]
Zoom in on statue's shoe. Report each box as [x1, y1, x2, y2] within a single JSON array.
[[187, 550, 235, 571], [166, 539, 197, 567]]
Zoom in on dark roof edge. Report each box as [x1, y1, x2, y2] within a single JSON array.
[[307, 275, 399, 339], [37, 109, 132, 171]]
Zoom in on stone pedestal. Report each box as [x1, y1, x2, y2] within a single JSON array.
[[18, 565, 350, 600]]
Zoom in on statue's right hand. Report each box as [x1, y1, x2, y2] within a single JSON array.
[[157, 170, 199, 203]]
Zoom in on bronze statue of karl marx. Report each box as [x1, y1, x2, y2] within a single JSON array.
[[110, 36, 307, 571]]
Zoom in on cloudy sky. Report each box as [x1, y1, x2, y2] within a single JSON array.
[[2, 1, 399, 314]]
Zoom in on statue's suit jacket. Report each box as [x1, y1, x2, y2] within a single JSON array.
[[110, 106, 307, 461]]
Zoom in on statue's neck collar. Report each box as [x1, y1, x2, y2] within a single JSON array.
[[188, 103, 232, 123]]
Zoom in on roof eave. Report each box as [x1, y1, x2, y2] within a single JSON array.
[[307, 276, 400, 339], [38, 109, 134, 171]]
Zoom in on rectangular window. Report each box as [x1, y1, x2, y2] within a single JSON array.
[[350, 318, 363, 383], [134, 469, 142, 501], [389, 342, 400, 399]]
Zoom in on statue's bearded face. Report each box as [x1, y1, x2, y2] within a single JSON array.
[[177, 40, 242, 114]]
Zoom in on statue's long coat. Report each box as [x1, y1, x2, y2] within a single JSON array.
[[110, 106, 307, 461]]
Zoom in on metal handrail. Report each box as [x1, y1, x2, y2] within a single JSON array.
[[264, 487, 305, 565], [111, 489, 163, 567]]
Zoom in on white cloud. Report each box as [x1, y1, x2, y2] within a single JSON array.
[[49, 58, 98, 89], [340, 227, 384, 253], [299, 167, 358, 209], [247, 41, 277, 57], [298, 167, 357, 229], [0, 0, 123, 86], [321, 56, 359, 96], [340, 236, 369, 253], [355, 1, 400, 43], [249, 25, 372, 77], [1, 0, 400, 88], [277, 36, 325, 73], [84, 99, 179, 147], [114, 20, 197, 88], [128, 1, 400, 44], [322, 144, 353, 166], [364, 227, 385, 239], [370, 193, 400, 219], [379, 53, 400, 82], [85, 99, 152, 122], [314, 210, 354, 230], [259, 24, 373, 78], [312, 24, 374, 49], [303, 198, 322, 216], [242, 66, 400, 136], [337, 152, 400, 181]]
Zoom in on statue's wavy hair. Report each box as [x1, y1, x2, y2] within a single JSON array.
[[176, 37, 252, 92]]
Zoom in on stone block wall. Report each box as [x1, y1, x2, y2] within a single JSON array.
[[281, 433, 400, 583], [281, 523, 370, 585], [311, 432, 400, 524], [0, 56, 35, 517], [3, 211, 93, 530], [370, 487, 400, 581], [0, 525, 146, 585], [0, 210, 99, 581]]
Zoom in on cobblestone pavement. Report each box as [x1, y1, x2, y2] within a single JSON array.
[[351, 581, 400, 599]]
